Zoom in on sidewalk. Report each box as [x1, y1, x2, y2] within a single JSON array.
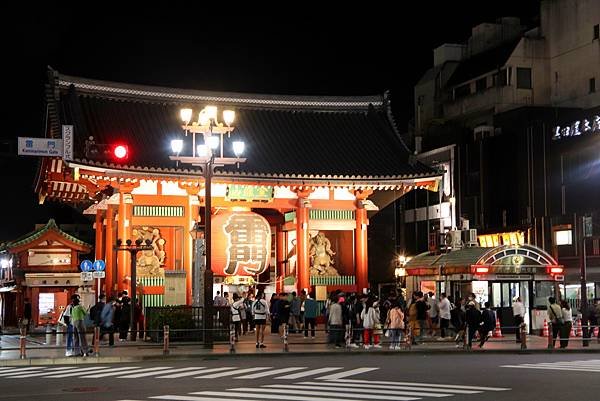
[[2, 328, 599, 366]]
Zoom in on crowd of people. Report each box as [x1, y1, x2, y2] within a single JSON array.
[[58, 290, 144, 357]]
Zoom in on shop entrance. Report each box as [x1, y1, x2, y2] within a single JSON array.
[[489, 281, 531, 334]]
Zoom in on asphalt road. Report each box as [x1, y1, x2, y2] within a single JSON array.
[[0, 353, 598, 401]]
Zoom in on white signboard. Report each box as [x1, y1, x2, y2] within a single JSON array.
[[18, 137, 64, 156], [80, 272, 93, 282], [92, 271, 106, 279], [62, 125, 74, 160]]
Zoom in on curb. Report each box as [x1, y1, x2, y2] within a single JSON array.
[[2, 347, 599, 366]]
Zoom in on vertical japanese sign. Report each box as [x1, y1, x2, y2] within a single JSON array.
[[62, 125, 73, 161]]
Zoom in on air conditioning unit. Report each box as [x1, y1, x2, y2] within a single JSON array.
[[462, 229, 478, 246], [444, 230, 463, 250]]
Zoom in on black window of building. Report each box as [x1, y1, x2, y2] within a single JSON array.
[[454, 83, 471, 99], [516, 67, 532, 89], [594, 24, 599, 40], [493, 68, 508, 87], [590, 77, 596, 93], [476, 77, 487, 92]]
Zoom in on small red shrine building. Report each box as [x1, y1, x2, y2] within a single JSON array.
[[0, 219, 92, 327], [32, 70, 440, 305]]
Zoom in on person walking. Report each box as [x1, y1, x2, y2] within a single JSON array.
[[71, 297, 90, 356], [231, 293, 243, 341], [100, 296, 116, 346], [559, 300, 573, 348], [415, 292, 428, 343], [547, 297, 563, 348], [479, 302, 496, 348], [361, 298, 381, 349], [451, 297, 466, 347], [118, 297, 131, 341], [289, 292, 302, 334], [512, 296, 525, 343], [327, 296, 344, 348], [277, 293, 290, 338], [303, 293, 318, 339], [90, 294, 106, 347], [23, 298, 32, 334], [252, 291, 268, 348], [62, 294, 78, 356], [426, 292, 439, 337], [133, 298, 144, 341], [438, 293, 451, 339], [465, 301, 481, 349], [269, 293, 280, 334], [386, 301, 405, 349]]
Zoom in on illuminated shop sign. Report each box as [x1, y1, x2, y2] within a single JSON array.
[[225, 184, 274, 202], [212, 211, 272, 276], [552, 114, 600, 140]]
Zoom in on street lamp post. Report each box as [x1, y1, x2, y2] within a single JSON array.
[[170, 106, 245, 348], [114, 238, 153, 339]]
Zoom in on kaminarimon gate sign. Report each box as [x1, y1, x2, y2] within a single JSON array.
[[33, 69, 441, 305]]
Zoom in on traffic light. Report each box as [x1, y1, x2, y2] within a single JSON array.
[[111, 144, 128, 160], [84, 137, 129, 162]]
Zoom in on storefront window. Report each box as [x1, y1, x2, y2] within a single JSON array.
[[38, 293, 55, 324], [534, 281, 554, 308], [491, 283, 501, 307], [472, 281, 489, 305]]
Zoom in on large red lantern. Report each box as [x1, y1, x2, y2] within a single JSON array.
[[211, 211, 271, 276]]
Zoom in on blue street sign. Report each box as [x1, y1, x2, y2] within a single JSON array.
[[93, 259, 106, 271], [80, 260, 93, 272]]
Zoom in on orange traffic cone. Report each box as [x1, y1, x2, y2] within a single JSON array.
[[570, 323, 576, 337], [493, 318, 504, 338], [594, 326, 599, 337], [542, 319, 549, 337], [576, 319, 583, 337]]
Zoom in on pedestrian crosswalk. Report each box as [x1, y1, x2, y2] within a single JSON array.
[[0, 365, 378, 381], [501, 359, 600, 372], [116, 378, 510, 401]]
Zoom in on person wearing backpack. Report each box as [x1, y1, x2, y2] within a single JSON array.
[[89, 294, 105, 347], [252, 291, 268, 348], [478, 302, 496, 348], [303, 293, 318, 338], [71, 297, 90, 356]]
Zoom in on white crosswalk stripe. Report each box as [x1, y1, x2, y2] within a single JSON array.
[[0, 365, 377, 381], [501, 359, 600, 372], [142, 378, 510, 401]]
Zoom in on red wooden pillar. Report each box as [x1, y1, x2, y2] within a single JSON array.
[[296, 198, 310, 293], [94, 209, 104, 296], [276, 227, 286, 293], [354, 189, 372, 294], [105, 207, 115, 296], [117, 192, 129, 291]]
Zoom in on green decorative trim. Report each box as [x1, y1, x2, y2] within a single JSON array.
[[138, 276, 165, 287], [309, 209, 355, 220], [284, 211, 296, 223], [310, 275, 355, 286], [133, 205, 184, 217], [7, 219, 91, 250], [283, 276, 296, 285], [143, 293, 164, 307]]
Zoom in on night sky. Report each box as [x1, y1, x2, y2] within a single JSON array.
[[1, 2, 540, 241]]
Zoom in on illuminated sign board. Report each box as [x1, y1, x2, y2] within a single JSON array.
[[225, 184, 274, 202], [212, 211, 272, 276], [552, 115, 600, 140]]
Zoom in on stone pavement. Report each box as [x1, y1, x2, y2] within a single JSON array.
[[1, 327, 599, 366]]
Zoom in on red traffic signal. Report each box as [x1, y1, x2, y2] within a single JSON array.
[[111, 144, 128, 160]]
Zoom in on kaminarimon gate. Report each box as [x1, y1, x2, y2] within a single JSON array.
[[34, 70, 440, 305]]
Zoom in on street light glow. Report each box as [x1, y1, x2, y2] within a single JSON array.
[[171, 139, 183, 154], [233, 141, 245, 157], [206, 135, 219, 150], [223, 110, 235, 126], [180, 108, 193, 125], [197, 144, 209, 157]]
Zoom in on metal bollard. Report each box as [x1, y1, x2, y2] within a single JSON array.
[[520, 323, 527, 350], [94, 326, 100, 356], [56, 324, 64, 345], [547, 322, 553, 349], [45, 324, 52, 345], [283, 323, 289, 352], [405, 326, 412, 350], [19, 327, 27, 359], [229, 324, 236, 353], [345, 324, 352, 349], [163, 325, 170, 355], [464, 324, 470, 350]]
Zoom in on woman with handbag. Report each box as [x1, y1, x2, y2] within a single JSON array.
[[386, 302, 405, 350], [361, 298, 382, 349]]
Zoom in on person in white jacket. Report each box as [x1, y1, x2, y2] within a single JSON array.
[[361, 298, 381, 349]]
